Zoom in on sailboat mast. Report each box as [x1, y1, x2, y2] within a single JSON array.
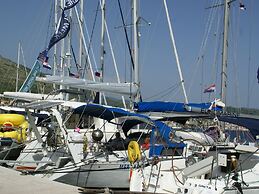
[[220, 0, 230, 105], [60, 0, 66, 100], [133, 0, 140, 103], [99, 0, 106, 105], [100, 0, 105, 83], [78, 0, 84, 71], [16, 42, 21, 92], [163, 0, 188, 104], [53, 0, 59, 90], [65, 7, 73, 101]]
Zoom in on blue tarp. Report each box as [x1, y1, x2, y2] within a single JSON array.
[[134, 101, 259, 138], [74, 103, 150, 122], [218, 115, 259, 138], [149, 120, 185, 157], [74, 103, 154, 133]]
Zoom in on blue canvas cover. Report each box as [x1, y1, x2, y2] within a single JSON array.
[[134, 101, 223, 113], [74, 103, 150, 122], [149, 120, 185, 157], [218, 115, 259, 138], [74, 103, 185, 156]]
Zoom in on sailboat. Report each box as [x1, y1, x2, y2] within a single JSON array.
[[5, 0, 157, 190], [129, 0, 259, 193]]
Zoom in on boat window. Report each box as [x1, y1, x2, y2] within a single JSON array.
[[161, 147, 183, 156]]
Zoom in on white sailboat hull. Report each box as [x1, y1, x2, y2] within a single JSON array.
[[52, 161, 132, 189]]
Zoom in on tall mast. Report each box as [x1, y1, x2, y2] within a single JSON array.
[[100, 0, 106, 105], [163, 0, 188, 104], [65, 7, 73, 101], [60, 0, 65, 99], [53, 0, 59, 89], [100, 0, 105, 83], [133, 0, 140, 103], [220, 0, 230, 105], [78, 0, 84, 72], [16, 41, 21, 92]]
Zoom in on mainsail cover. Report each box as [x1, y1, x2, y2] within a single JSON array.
[[36, 75, 138, 95], [134, 101, 224, 113]]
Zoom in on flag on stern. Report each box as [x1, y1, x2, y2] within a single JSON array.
[[204, 84, 216, 93]]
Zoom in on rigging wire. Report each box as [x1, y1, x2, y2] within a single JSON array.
[[45, 1, 54, 49], [82, 1, 99, 79], [144, 82, 182, 101], [117, 0, 135, 71], [188, 0, 221, 96], [230, 2, 241, 109], [246, 0, 253, 108], [211, 10, 222, 89]]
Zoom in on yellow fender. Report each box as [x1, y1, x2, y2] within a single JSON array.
[[16, 121, 28, 142], [128, 141, 141, 164]]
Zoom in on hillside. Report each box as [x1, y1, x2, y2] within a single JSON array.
[[0, 55, 50, 94]]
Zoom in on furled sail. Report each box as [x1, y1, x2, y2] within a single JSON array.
[[36, 75, 138, 96]]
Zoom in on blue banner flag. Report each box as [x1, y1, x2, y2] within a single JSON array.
[[48, 12, 70, 51], [64, 0, 80, 10]]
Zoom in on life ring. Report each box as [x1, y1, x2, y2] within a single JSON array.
[[0, 114, 26, 126], [2, 121, 14, 131], [128, 141, 141, 164], [0, 114, 28, 143]]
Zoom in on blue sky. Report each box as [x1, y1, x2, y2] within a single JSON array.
[[0, 0, 258, 109]]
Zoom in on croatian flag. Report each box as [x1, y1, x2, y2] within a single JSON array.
[[204, 84, 216, 93]]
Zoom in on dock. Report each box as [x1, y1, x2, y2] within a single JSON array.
[[0, 166, 165, 194], [0, 166, 79, 194]]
